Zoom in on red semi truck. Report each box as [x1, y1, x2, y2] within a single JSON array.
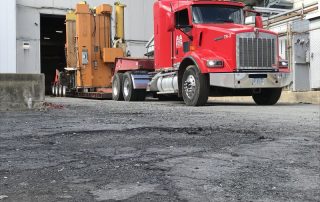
[[112, 0, 292, 106]]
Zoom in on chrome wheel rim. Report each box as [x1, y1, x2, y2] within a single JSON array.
[[55, 86, 59, 96], [113, 81, 119, 97], [184, 75, 196, 99], [62, 86, 66, 97], [58, 86, 62, 97], [123, 78, 130, 97]]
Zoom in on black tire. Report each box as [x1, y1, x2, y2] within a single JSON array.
[[252, 88, 282, 105], [112, 73, 124, 101], [182, 65, 209, 106], [122, 72, 146, 102], [57, 85, 61, 97]]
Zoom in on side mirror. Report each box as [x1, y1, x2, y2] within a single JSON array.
[[255, 15, 263, 28], [166, 12, 175, 32], [244, 9, 263, 28], [176, 24, 193, 29]]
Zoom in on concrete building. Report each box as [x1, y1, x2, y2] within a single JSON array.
[[1, 0, 155, 76], [0, 0, 155, 109]]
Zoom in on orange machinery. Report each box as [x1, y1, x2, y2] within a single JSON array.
[[58, 2, 124, 98]]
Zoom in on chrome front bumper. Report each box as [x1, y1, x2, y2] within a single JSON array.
[[209, 72, 292, 89]]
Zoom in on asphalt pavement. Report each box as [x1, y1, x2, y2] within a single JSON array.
[[0, 97, 319, 202]]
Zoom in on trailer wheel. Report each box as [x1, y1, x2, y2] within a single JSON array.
[[59, 85, 64, 97], [112, 73, 124, 101], [182, 65, 209, 106], [51, 85, 55, 96], [62, 86, 67, 97], [58, 85, 63, 97], [252, 88, 282, 105], [55, 85, 59, 97], [122, 72, 146, 102]]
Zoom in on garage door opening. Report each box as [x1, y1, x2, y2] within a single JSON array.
[[40, 14, 66, 94]]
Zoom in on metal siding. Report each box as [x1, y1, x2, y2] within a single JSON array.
[[0, 0, 16, 73], [292, 20, 311, 91], [309, 19, 320, 89], [123, 0, 155, 57]]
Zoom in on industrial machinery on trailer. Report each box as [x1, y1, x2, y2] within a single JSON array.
[[52, 2, 125, 99], [54, 0, 292, 106]]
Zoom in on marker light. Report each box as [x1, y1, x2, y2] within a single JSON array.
[[279, 60, 288, 68]]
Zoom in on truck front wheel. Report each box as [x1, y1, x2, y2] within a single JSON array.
[[182, 65, 209, 106], [112, 73, 124, 101], [122, 72, 146, 102], [252, 88, 282, 105]]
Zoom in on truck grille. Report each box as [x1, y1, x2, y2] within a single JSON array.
[[237, 33, 277, 70]]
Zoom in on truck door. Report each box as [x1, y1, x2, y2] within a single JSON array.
[[174, 8, 192, 65]]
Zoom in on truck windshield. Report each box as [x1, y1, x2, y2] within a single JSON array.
[[192, 5, 244, 24]]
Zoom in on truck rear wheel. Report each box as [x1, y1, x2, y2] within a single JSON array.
[[51, 84, 56, 96], [122, 72, 146, 102], [182, 65, 209, 106], [57, 85, 61, 97], [252, 88, 282, 105], [112, 73, 124, 101]]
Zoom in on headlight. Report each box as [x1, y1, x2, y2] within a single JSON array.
[[207, 60, 224, 68]]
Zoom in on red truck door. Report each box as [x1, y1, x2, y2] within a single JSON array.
[[174, 8, 193, 65]]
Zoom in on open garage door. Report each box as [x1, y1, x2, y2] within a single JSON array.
[[40, 14, 66, 94]]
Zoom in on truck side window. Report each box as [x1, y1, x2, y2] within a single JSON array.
[[175, 9, 189, 26]]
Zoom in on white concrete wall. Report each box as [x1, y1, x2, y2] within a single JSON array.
[[16, 4, 41, 73], [16, 0, 156, 74], [0, 1, 17, 73], [309, 18, 320, 89]]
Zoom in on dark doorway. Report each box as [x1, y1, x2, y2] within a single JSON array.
[[40, 14, 66, 94]]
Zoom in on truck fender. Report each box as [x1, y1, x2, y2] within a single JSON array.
[[177, 56, 203, 96], [179, 56, 201, 73], [187, 55, 205, 71]]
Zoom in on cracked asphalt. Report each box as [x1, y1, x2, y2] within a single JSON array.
[[0, 97, 319, 202]]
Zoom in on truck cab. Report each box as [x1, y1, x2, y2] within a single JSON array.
[[112, 0, 292, 106]]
